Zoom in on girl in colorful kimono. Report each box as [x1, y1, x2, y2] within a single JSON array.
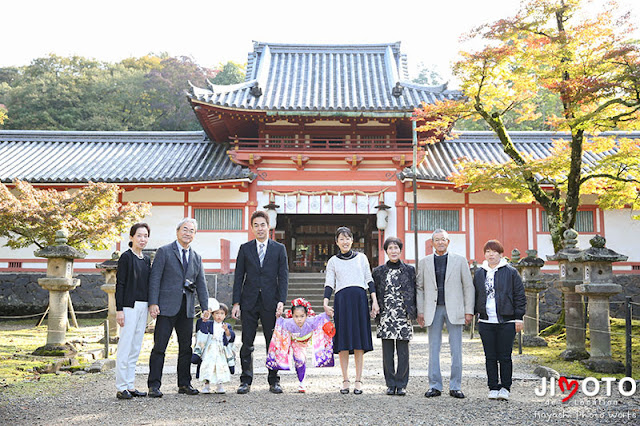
[[266, 298, 335, 393], [193, 299, 236, 394]]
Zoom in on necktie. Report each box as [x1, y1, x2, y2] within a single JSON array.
[[182, 249, 188, 275], [258, 243, 265, 266]]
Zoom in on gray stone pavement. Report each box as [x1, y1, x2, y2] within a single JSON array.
[[1, 331, 639, 425]]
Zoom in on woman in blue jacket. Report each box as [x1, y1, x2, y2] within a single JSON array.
[[473, 239, 526, 402]]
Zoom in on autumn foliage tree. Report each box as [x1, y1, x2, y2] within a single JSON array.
[[0, 180, 152, 251], [414, 0, 640, 251]]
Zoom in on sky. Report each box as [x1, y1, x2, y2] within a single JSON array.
[[3, 0, 638, 83]]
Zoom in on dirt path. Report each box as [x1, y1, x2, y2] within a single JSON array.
[[1, 332, 639, 425]]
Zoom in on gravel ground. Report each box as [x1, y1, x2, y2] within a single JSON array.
[[1, 332, 639, 425]]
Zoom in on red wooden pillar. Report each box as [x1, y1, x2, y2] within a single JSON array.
[[395, 179, 407, 261], [220, 239, 231, 273], [247, 179, 258, 239]]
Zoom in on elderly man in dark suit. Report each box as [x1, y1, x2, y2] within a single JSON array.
[[232, 210, 288, 394], [147, 218, 209, 398]]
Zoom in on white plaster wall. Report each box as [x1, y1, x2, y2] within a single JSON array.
[[603, 209, 640, 262], [123, 188, 183, 203], [469, 192, 521, 205], [413, 189, 464, 204], [190, 189, 247, 203], [136, 205, 186, 249]]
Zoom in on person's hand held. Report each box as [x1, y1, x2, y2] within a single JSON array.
[[275, 302, 284, 318], [465, 314, 473, 325], [116, 311, 125, 327], [515, 321, 524, 333], [417, 313, 425, 328], [324, 304, 334, 318], [371, 301, 380, 318], [202, 310, 211, 322], [149, 304, 160, 319], [232, 304, 241, 320]]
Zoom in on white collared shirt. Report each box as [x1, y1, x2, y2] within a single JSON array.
[[256, 239, 269, 258], [176, 241, 190, 265]]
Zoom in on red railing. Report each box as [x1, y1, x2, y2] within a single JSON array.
[[228, 137, 413, 150]]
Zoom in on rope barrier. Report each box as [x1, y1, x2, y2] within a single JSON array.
[[0, 307, 108, 320], [523, 314, 640, 339]]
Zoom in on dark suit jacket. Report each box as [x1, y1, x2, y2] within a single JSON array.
[[148, 241, 209, 318], [233, 239, 288, 312]]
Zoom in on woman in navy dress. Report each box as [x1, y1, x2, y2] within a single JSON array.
[[323, 226, 379, 395]]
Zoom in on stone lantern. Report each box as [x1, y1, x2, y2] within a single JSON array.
[[96, 251, 120, 342], [575, 235, 626, 373], [514, 249, 548, 347], [34, 229, 86, 353], [547, 229, 589, 360]]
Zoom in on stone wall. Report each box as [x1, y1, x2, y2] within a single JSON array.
[[0, 273, 235, 317], [2, 272, 639, 321]]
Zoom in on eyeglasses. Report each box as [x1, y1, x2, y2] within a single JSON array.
[[181, 227, 196, 235], [433, 238, 448, 243]]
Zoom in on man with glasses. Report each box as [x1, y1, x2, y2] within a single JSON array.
[[147, 218, 210, 397], [417, 229, 474, 399]]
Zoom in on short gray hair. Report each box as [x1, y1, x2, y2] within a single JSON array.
[[431, 229, 449, 240], [176, 217, 198, 232]]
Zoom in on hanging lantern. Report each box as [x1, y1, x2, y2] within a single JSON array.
[[375, 193, 391, 230]]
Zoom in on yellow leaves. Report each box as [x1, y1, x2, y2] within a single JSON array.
[[0, 180, 151, 250]]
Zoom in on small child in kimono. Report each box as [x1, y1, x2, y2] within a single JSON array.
[[192, 298, 235, 394], [266, 298, 334, 393]]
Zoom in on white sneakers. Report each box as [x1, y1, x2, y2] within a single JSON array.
[[298, 382, 306, 393], [489, 388, 510, 400], [497, 388, 510, 401], [201, 382, 225, 394]]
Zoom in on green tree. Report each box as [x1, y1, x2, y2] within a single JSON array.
[[0, 180, 151, 251], [414, 0, 640, 252], [412, 62, 444, 86], [211, 61, 245, 85]]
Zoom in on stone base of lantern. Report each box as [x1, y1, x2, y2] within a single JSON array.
[[560, 348, 590, 361], [522, 335, 548, 347], [581, 357, 625, 374], [32, 342, 77, 357]]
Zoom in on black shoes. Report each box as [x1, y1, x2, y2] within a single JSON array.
[[396, 388, 407, 396], [129, 389, 147, 397], [116, 390, 132, 400], [449, 390, 466, 399], [386, 386, 396, 396], [269, 383, 283, 394], [237, 383, 251, 394], [353, 380, 363, 395], [178, 385, 199, 395], [148, 388, 163, 398], [340, 380, 350, 394], [425, 388, 442, 397]]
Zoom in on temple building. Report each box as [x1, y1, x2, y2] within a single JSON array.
[[1, 42, 639, 274]]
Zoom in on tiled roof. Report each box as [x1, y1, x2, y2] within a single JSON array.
[[401, 131, 640, 182], [0, 130, 252, 184], [190, 41, 459, 112]]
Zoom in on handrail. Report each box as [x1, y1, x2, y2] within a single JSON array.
[[228, 136, 414, 150]]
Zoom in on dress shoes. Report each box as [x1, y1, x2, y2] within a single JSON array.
[[237, 383, 251, 394], [396, 388, 407, 396], [178, 385, 199, 395], [269, 383, 283, 394], [424, 388, 442, 397], [386, 386, 396, 396], [116, 390, 132, 400], [449, 390, 465, 399], [148, 388, 163, 398], [129, 389, 147, 397]]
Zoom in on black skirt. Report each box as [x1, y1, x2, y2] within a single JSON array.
[[333, 286, 373, 354]]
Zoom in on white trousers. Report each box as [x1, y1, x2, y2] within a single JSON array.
[[115, 301, 148, 391]]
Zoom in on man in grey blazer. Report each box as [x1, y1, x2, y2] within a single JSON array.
[[417, 229, 474, 399], [147, 218, 209, 397]]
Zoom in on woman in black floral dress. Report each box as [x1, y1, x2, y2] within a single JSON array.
[[372, 237, 416, 396]]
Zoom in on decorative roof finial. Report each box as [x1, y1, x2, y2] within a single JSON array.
[[392, 82, 403, 97], [250, 82, 262, 97]]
